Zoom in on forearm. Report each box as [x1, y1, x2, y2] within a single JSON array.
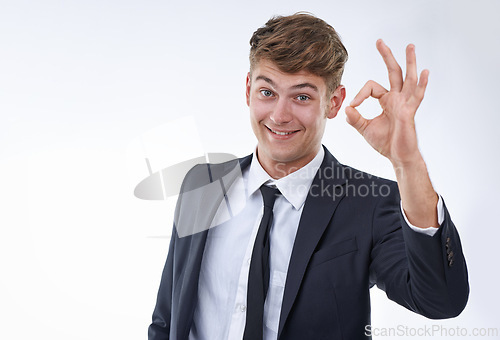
[[392, 154, 439, 228]]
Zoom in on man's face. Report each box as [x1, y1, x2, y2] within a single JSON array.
[[246, 59, 345, 178]]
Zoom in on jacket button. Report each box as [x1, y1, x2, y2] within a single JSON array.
[[447, 251, 454, 261], [449, 259, 454, 267]]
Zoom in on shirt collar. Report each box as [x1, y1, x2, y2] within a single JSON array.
[[247, 146, 325, 210]]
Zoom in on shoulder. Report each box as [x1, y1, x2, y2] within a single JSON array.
[[321, 145, 395, 187], [179, 154, 252, 194], [342, 164, 399, 204], [320, 158, 400, 208], [342, 164, 396, 187]]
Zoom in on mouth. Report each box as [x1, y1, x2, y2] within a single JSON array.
[[265, 125, 300, 138]]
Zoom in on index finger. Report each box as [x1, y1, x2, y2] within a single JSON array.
[[376, 39, 403, 92]]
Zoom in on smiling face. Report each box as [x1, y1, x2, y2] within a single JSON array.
[[246, 59, 345, 178]]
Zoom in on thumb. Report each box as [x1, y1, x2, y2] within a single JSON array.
[[345, 106, 368, 135]]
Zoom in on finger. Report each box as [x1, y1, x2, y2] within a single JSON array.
[[402, 44, 418, 95], [376, 39, 403, 91], [409, 69, 429, 108], [345, 106, 370, 136], [350, 80, 388, 107]]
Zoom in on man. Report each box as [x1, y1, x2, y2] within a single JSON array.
[[148, 13, 469, 340]]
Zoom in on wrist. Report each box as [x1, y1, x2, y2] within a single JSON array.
[[390, 152, 425, 171], [391, 154, 429, 186]]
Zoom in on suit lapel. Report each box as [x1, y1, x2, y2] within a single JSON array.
[[174, 155, 252, 237], [278, 148, 347, 338]]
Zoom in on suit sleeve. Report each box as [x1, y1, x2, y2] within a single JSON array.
[[148, 229, 176, 339], [369, 182, 469, 319], [147, 163, 207, 339]]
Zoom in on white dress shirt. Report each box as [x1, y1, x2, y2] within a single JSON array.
[[189, 148, 443, 340]]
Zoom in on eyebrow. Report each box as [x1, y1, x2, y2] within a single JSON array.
[[293, 82, 318, 92], [255, 75, 319, 92]]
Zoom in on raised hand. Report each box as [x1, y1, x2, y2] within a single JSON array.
[[345, 40, 439, 228], [345, 39, 429, 167]]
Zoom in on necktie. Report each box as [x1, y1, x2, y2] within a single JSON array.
[[243, 185, 280, 340]]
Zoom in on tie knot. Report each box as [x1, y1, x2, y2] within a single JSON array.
[[259, 185, 280, 209]]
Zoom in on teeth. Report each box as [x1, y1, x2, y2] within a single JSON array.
[[271, 129, 294, 135]]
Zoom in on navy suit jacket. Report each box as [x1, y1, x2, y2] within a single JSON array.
[[148, 147, 469, 340]]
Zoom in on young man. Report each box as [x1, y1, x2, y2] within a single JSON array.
[[148, 13, 469, 340]]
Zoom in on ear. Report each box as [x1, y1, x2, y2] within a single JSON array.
[[245, 72, 251, 106], [326, 85, 346, 119]]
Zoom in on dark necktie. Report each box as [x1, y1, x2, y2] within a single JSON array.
[[243, 185, 280, 340]]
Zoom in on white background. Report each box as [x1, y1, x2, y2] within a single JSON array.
[[1, 0, 499, 339]]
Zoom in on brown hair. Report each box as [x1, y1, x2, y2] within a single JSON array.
[[249, 13, 348, 94]]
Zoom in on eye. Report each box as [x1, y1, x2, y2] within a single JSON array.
[[260, 89, 274, 97], [296, 94, 310, 102]]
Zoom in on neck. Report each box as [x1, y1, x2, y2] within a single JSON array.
[[256, 147, 320, 179]]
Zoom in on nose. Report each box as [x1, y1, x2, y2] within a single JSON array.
[[269, 98, 293, 125]]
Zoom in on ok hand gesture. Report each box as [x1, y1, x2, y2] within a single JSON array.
[[345, 39, 429, 167]]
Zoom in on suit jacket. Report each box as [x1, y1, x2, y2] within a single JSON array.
[[148, 147, 469, 340]]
